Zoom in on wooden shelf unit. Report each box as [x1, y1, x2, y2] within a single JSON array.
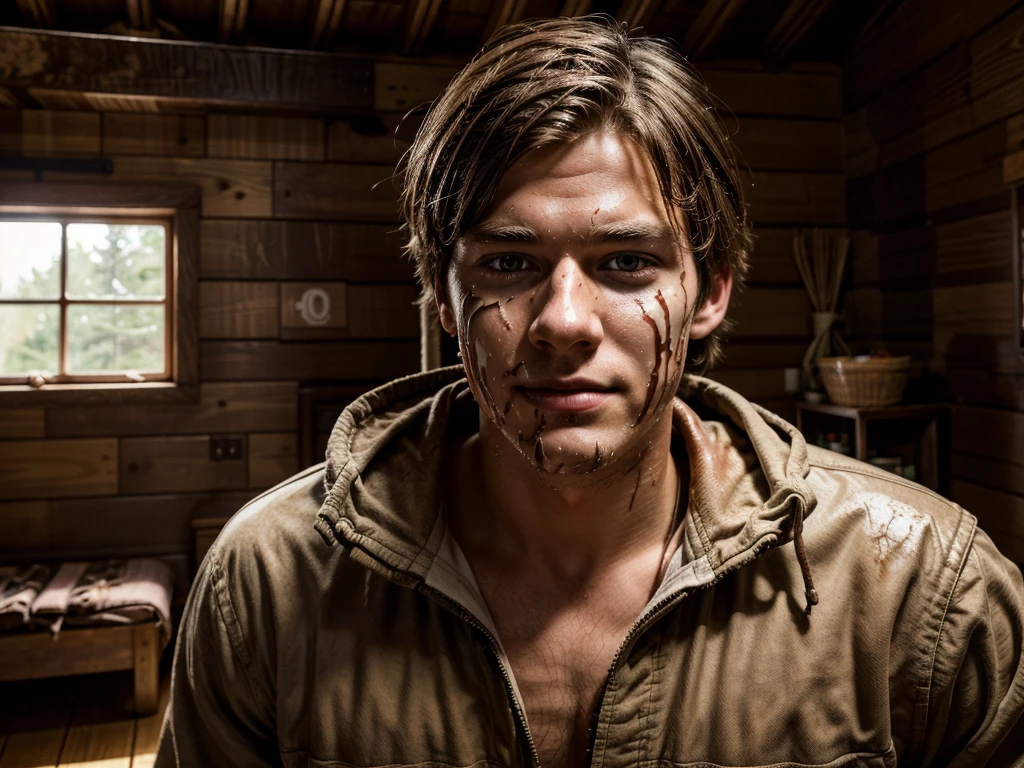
[[795, 402, 941, 492]]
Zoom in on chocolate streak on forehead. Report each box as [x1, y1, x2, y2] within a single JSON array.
[[459, 292, 505, 427]]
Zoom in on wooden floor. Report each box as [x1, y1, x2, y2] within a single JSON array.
[[0, 667, 169, 768]]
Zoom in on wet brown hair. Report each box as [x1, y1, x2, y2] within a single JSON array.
[[399, 15, 752, 373]]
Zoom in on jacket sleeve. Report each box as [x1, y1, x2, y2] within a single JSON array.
[[155, 546, 282, 767], [918, 527, 1024, 767]]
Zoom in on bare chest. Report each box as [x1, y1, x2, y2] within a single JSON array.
[[483, 590, 644, 768]]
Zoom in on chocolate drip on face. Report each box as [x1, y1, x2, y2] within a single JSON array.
[[503, 361, 525, 378], [628, 464, 643, 511], [534, 437, 546, 466], [523, 412, 546, 442], [591, 441, 603, 471], [503, 400, 512, 415], [632, 297, 663, 427], [496, 301, 512, 331], [458, 292, 506, 426], [675, 269, 689, 367]]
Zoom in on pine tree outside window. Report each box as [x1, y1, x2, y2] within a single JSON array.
[[0, 182, 199, 405], [0, 217, 171, 385]]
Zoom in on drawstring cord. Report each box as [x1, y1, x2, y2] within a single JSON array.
[[792, 497, 819, 615]]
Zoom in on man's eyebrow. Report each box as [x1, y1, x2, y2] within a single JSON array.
[[464, 219, 677, 247], [463, 221, 542, 243], [583, 221, 676, 246]]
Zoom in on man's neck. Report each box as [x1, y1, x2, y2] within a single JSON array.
[[448, 412, 687, 590]]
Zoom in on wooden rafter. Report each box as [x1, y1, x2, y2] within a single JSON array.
[[126, 0, 154, 31], [309, 0, 348, 49], [616, 0, 661, 29], [560, 0, 593, 16], [761, 0, 837, 67], [15, 0, 58, 28], [682, 0, 748, 60], [401, 0, 444, 57], [218, 0, 249, 44], [0, 27, 373, 112], [479, 0, 528, 46]]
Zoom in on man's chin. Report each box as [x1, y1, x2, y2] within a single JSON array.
[[510, 424, 645, 476]]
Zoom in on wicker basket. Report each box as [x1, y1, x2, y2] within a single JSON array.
[[816, 356, 911, 407]]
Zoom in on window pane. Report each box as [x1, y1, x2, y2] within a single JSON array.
[[0, 221, 62, 299], [67, 223, 166, 300], [0, 304, 59, 376], [66, 304, 165, 374]]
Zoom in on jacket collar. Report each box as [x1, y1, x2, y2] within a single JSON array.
[[314, 367, 818, 609]]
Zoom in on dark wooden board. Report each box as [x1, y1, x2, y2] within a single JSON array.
[[200, 219, 413, 281], [0, 27, 373, 111], [103, 113, 206, 157], [47, 381, 298, 437], [273, 161, 400, 222], [950, 404, 1024, 466], [199, 281, 280, 339], [0, 438, 118, 500], [120, 435, 248, 495], [199, 340, 420, 381]]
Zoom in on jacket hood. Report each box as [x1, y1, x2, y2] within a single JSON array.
[[314, 367, 819, 610]]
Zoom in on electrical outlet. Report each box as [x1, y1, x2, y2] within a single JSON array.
[[210, 436, 245, 462]]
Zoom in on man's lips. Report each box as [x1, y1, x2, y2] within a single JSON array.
[[517, 379, 616, 412]]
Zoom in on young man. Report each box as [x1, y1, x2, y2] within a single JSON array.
[[157, 17, 1024, 768]]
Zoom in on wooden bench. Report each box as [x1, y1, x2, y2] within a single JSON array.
[[0, 620, 161, 715]]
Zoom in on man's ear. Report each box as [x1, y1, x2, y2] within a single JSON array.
[[434, 276, 458, 336], [689, 266, 733, 340]]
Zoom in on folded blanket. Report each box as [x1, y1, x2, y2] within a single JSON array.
[[0, 564, 53, 632], [0, 559, 174, 645], [64, 559, 174, 645]]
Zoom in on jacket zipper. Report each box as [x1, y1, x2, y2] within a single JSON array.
[[585, 535, 781, 768], [419, 583, 542, 768]]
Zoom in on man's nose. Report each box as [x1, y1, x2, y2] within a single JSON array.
[[527, 258, 604, 353]]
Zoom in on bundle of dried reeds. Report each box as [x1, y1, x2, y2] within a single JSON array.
[[793, 228, 850, 314], [793, 228, 851, 389]]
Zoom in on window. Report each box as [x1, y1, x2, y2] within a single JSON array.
[[0, 217, 171, 384], [0, 181, 199, 404]]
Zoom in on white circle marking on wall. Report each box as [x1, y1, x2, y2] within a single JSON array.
[[296, 288, 331, 326]]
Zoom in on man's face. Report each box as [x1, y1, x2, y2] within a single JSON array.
[[439, 129, 727, 476]]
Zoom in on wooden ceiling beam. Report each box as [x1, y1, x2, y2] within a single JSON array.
[[401, 0, 444, 57], [560, 0, 593, 16], [15, 0, 58, 29], [617, 0, 661, 29], [682, 0, 749, 61], [218, 0, 249, 44], [0, 27, 373, 112], [309, 0, 348, 50], [761, 0, 837, 67], [126, 0, 154, 31], [479, 0, 528, 46]]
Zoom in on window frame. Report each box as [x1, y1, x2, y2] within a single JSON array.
[[0, 181, 200, 405]]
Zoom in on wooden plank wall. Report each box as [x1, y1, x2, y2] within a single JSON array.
[[0, 86, 422, 588], [0, 58, 842, 584], [702, 62, 844, 421], [841, 0, 1024, 564]]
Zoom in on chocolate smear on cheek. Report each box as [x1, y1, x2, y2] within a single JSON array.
[[632, 297, 663, 427], [458, 292, 505, 426]]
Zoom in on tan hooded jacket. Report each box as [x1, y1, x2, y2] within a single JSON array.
[[156, 367, 1024, 767]]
